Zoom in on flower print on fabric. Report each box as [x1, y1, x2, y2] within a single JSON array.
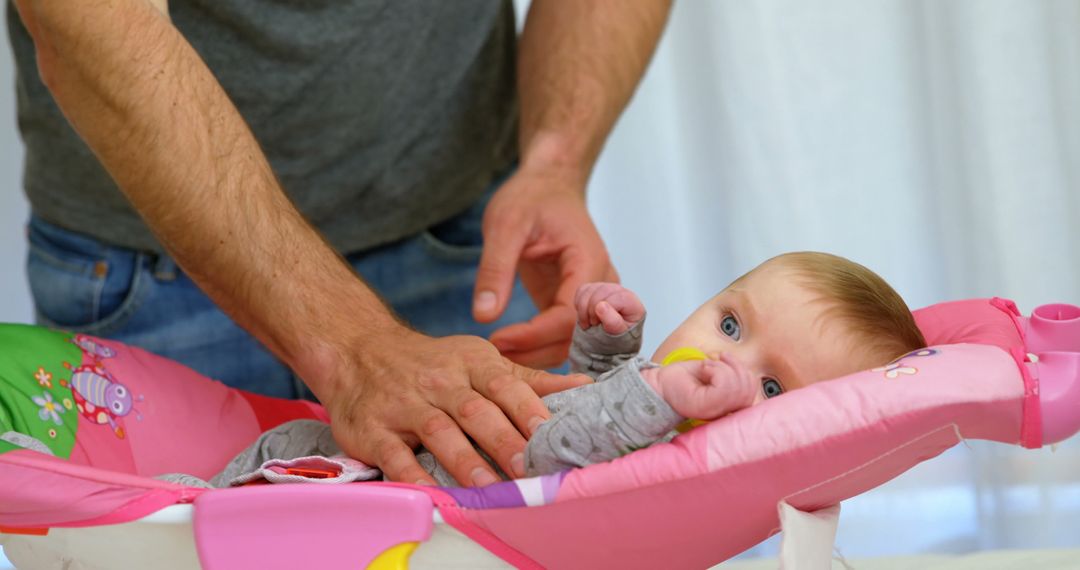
[[35, 367, 53, 388], [0, 324, 86, 460], [873, 348, 940, 379], [873, 362, 918, 379], [893, 348, 938, 361], [33, 391, 66, 426]]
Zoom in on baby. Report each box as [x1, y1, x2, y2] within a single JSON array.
[[184, 251, 925, 488], [515, 250, 926, 476]]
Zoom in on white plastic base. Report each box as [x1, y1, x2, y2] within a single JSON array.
[[0, 505, 510, 570]]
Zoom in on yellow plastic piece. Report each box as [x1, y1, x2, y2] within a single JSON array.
[[660, 346, 709, 366], [366, 542, 419, 570], [661, 347, 711, 433]]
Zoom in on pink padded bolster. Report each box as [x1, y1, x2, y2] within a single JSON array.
[[461, 343, 1025, 569], [918, 298, 1080, 447]]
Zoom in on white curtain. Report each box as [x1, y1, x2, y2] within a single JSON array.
[[0, 6, 30, 326], [579, 0, 1080, 559]]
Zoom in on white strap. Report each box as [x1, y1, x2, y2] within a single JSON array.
[[778, 501, 841, 570]]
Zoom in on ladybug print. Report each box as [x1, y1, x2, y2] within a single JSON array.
[[65, 335, 143, 439]]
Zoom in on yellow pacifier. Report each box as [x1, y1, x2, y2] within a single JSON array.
[[660, 346, 710, 366], [660, 346, 711, 433]]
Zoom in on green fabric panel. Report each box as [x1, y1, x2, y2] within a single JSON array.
[[0, 324, 81, 459]]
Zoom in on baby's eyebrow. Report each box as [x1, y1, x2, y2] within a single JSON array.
[[770, 350, 801, 389], [724, 289, 755, 321]]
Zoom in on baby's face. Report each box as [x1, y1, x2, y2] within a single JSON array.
[[651, 260, 862, 403]]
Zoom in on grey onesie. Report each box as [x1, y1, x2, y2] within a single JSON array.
[[519, 321, 684, 477], [166, 320, 686, 488]]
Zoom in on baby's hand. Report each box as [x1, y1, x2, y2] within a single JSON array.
[[641, 353, 757, 420], [574, 282, 646, 335]]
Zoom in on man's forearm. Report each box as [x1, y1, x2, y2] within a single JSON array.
[[14, 0, 398, 390], [517, 0, 671, 180]]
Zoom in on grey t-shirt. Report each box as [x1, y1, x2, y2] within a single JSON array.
[[6, 0, 518, 253]]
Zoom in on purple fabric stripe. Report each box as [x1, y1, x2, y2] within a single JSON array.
[[541, 471, 567, 503], [439, 479, 527, 510]]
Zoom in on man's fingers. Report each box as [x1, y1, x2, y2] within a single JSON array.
[[513, 364, 592, 397], [474, 218, 531, 324], [472, 370, 553, 438], [499, 340, 573, 369], [415, 405, 506, 486], [442, 386, 531, 480], [490, 304, 576, 355], [368, 433, 437, 485]]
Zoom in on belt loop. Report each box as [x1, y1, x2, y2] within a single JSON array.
[[152, 253, 178, 282]]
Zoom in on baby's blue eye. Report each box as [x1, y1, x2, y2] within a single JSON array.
[[720, 315, 741, 340], [762, 379, 783, 399]]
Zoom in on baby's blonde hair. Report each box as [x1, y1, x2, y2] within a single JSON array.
[[740, 252, 926, 366]]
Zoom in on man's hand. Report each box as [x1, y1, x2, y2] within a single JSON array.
[[318, 328, 591, 486], [574, 281, 645, 335], [477, 0, 671, 368], [641, 353, 758, 420], [472, 163, 617, 368]]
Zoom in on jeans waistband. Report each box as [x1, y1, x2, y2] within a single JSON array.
[[29, 213, 180, 282]]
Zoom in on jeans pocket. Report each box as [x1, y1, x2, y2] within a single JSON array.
[[26, 217, 145, 334], [417, 163, 517, 263], [421, 207, 486, 262]]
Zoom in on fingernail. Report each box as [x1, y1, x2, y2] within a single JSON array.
[[511, 453, 525, 478], [470, 467, 499, 487], [528, 416, 545, 434], [492, 339, 514, 352], [414, 479, 435, 486], [474, 291, 497, 314]]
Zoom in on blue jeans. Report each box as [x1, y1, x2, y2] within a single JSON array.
[[26, 186, 540, 400]]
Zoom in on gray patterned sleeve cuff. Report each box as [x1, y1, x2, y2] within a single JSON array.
[[568, 318, 646, 378]]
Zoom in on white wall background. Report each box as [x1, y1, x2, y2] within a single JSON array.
[[586, 1, 1079, 354], [1, 0, 1077, 564], [0, 3, 29, 325], [576, 0, 1080, 561]]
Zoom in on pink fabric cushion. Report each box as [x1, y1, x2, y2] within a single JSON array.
[[445, 299, 1039, 568], [1, 331, 327, 528]]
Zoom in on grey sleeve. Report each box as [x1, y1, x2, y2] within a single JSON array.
[[207, 419, 341, 487], [525, 357, 684, 476], [0, 431, 54, 456], [569, 319, 645, 379]]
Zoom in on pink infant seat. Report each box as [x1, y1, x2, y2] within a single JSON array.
[[0, 297, 1078, 569]]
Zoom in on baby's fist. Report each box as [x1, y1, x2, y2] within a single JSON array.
[[642, 353, 757, 420], [574, 282, 645, 335]]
